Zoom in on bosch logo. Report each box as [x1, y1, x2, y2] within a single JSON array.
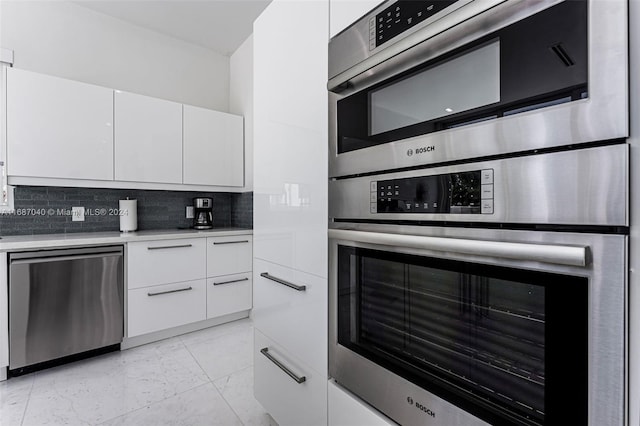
[[407, 146, 435, 157], [407, 396, 436, 418]]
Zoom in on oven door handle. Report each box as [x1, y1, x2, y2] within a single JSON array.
[[328, 229, 589, 267]]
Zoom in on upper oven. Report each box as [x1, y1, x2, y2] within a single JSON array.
[[328, 0, 628, 178]]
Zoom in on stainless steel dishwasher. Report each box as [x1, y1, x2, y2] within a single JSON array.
[[9, 246, 124, 371]]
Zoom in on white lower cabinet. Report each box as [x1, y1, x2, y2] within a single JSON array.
[[125, 234, 252, 341], [252, 259, 327, 374], [254, 329, 327, 426], [127, 279, 206, 337], [206, 273, 252, 319], [328, 380, 396, 426], [127, 238, 206, 289]]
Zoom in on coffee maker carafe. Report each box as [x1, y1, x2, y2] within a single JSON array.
[[192, 197, 213, 229]]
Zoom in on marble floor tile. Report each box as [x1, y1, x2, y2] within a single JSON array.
[[185, 324, 253, 381], [0, 373, 34, 426], [179, 318, 253, 347], [101, 382, 242, 426], [213, 367, 274, 426], [21, 338, 209, 425], [0, 319, 266, 426]]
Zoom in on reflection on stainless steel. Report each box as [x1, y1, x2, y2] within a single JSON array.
[[9, 246, 123, 370]]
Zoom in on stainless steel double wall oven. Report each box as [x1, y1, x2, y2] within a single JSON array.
[[328, 1, 629, 425]]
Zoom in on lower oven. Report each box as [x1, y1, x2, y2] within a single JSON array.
[[328, 144, 628, 426]]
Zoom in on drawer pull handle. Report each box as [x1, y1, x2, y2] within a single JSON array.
[[260, 272, 306, 291], [147, 244, 193, 250], [213, 278, 249, 286], [260, 347, 306, 384], [213, 240, 249, 245], [147, 286, 193, 297]]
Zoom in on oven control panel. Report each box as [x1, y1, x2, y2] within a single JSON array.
[[370, 169, 494, 214], [370, 0, 461, 50]]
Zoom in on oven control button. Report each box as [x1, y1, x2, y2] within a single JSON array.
[[481, 200, 494, 214], [370, 192, 377, 202], [481, 169, 494, 184], [370, 181, 377, 191], [370, 202, 377, 213], [481, 184, 494, 199]]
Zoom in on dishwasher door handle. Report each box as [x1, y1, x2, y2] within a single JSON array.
[[10, 252, 122, 265]]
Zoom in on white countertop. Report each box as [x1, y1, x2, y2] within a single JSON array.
[[0, 228, 253, 251]]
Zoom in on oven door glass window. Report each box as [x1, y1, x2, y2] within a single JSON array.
[[337, 0, 587, 154], [337, 246, 587, 426]]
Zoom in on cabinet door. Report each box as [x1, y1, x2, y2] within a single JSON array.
[[329, 0, 384, 38], [254, 329, 327, 426], [127, 238, 206, 289], [6, 68, 114, 180], [115, 91, 182, 183], [207, 273, 252, 319], [207, 235, 252, 277], [253, 259, 327, 375], [183, 105, 244, 187], [253, 0, 328, 278], [127, 279, 207, 337]]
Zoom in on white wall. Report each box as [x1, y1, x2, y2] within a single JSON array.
[[230, 35, 254, 191], [0, 0, 229, 110]]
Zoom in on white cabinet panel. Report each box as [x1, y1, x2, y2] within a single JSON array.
[[127, 279, 206, 337], [253, 0, 328, 278], [183, 105, 244, 187], [6, 68, 114, 180], [254, 329, 327, 426], [252, 259, 327, 374], [115, 91, 182, 184], [127, 238, 206, 289], [206, 273, 252, 318], [206, 235, 252, 277], [329, 0, 384, 38], [328, 380, 395, 426]]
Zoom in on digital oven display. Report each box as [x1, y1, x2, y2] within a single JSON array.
[[372, 169, 494, 214]]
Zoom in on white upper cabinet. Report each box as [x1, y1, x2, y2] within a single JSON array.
[[330, 0, 384, 38], [6, 68, 114, 180], [115, 91, 182, 184], [253, 0, 328, 278], [183, 105, 244, 187]]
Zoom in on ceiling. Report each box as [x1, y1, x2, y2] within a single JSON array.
[[74, 0, 271, 56]]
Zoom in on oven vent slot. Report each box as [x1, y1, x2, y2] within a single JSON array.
[[550, 43, 575, 67]]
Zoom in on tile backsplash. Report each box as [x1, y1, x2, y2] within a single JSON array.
[[0, 186, 253, 236]]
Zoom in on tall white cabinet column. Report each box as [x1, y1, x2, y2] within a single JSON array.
[[252, 1, 329, 425]]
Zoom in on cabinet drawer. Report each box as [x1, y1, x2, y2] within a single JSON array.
[[127, 279, 206, 337], [128, 238, 206, 289], [206, 235, 252, 277], [254, 329, 327, 426], [207, 273, 252, 319], [252, 259, 327, 374]]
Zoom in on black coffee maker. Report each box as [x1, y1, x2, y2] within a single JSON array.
[[192, 197, 213, 229]]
